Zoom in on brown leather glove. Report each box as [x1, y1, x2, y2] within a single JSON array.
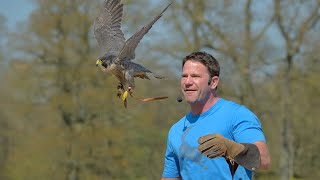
[[198, 134, 261, 171], [198, 134, 245, 161]]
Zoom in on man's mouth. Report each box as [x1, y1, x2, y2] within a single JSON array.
[[184, 89, 196, 92]]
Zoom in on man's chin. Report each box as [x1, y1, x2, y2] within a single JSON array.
[[185, 98, 196, 104]]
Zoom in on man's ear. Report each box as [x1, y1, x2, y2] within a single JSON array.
[[209, 76, 219, 89]]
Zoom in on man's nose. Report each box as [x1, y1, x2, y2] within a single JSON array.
[[184, 76, 193, 84]]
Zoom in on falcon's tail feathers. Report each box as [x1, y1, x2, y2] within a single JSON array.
[[152, 73, 165, 79]]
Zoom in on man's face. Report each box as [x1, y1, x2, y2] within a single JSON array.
[[181, 60, 212, 104]]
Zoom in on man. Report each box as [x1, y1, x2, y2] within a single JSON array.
[[161, 52, 270, 180]]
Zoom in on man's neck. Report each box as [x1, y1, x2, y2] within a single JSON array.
[[190, 95, 219, 115]]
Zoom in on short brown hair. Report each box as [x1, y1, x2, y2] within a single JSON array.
[[182, 51, 220, 78]]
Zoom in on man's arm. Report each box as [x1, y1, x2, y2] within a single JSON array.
[[254, 141, 271, 170], [198, 134, 271, 171]]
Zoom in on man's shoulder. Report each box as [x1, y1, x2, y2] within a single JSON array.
[[216, 98, 257, 119], [218, 98, 243, 110]]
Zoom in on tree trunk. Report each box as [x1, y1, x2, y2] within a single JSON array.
[[280, 54, 294, 180]]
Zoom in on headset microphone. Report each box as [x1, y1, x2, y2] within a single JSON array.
[[177, 96, 183, 102]]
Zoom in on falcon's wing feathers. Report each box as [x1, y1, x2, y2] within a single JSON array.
[[94, 0, 126, 57], [116, 2, 172, 62]]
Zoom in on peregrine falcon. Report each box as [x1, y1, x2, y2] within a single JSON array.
[[94, 0, 172, 103]]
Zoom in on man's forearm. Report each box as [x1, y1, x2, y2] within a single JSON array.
[[198, 134, 271, 171], [254, 141, 271, 170], [233, 143, 260, 171]]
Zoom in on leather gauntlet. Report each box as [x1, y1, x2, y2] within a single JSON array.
[[198, 134, 260, 171]]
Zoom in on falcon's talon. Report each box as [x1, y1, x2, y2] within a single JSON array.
[[116, 83, 125, 98], [117, 91, 122, 98], [117, 82, 124, 91], [128, 86, 133, 97]]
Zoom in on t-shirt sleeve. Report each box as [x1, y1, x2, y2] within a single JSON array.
[[162, 135, 180, 178], [231, 106, 266, 144]]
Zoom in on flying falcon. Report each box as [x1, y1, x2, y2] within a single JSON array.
[[94, 0, 172, 105]]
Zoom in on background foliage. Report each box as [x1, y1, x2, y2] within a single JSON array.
[[0, 0, 319, 179]]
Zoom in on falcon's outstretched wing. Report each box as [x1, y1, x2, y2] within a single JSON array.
[[94, 0, 126, 57], [115, 2, 172, 63]]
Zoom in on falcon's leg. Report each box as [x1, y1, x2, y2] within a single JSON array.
[[117, 82, 125, 98]]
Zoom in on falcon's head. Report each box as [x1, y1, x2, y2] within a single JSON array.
[[96, 54, 116, 68], [96, 59, 111, 69], [96, 59, 103, 67]]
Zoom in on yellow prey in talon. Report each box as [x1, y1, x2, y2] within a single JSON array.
[[122, 90, 129, 102]]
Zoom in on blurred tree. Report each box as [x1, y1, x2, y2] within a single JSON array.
[[273, 0, 320, 179], [0, 111, 9, 180], [0, 14, 7, 66], [0, 14, 9, 180], [5, 0, 133, 177]]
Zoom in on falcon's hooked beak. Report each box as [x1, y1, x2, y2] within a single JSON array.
[[96, 59, 103, 66]]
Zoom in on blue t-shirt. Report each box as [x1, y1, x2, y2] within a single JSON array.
[[162, 98, 266, 180]]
